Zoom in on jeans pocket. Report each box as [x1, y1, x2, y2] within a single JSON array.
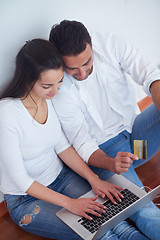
[[122, 130, 131, 142]]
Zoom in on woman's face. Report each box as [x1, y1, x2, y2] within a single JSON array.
[[31, 68, 64, 100]]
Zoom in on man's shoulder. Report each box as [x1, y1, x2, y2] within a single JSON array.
[[57, 74, 78, 95], [92, 31, 125, 44], [53, 75, 80, 106], [92, 31, 111, 41], [60, 73, 74, 90], [92, 32, 126, 54]]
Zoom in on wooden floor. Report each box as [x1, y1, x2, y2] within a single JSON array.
[[0, 96, 159, 240]]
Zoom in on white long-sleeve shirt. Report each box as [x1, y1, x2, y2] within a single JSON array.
[[0, 98, 70, 195], [52, 32, 160, 163]]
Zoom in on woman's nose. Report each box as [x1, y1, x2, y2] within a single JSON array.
[[52, 85, 59, 95]]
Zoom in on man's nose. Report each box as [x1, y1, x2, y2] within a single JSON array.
[[79, 68, 86, 79]]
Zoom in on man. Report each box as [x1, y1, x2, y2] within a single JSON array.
[[49, 20, 160, 239]]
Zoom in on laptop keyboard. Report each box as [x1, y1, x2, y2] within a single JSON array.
[[78, 188, 140, 234]]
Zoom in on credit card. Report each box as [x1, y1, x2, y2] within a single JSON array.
[[134, 140, 147, 159]]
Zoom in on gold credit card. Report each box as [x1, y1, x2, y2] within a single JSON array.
[[134, 140, 147, 159]]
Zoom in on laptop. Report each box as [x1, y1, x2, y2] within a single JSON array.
[[56, 174, 160, 240]]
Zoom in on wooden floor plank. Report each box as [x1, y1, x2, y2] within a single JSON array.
[[0, 212, 50, 240], [136, 151, 160, 187], [137, 96, 153, 111], [0, 201, 8, 218]]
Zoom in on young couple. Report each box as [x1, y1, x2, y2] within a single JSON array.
[[0, 20, 160, 240]]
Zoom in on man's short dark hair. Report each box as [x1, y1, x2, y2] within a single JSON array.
[[49, 20, 92, 56]]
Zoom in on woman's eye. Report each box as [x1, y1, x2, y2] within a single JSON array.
[[42, 86, 50, 89]]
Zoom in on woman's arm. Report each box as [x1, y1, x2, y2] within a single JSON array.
[[26, 180, 106, 220], [26, 146, 123, 219], [58, 146, 124, 203]]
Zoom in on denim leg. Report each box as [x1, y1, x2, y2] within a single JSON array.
[[112, 221, 148, 240], [131, 103, 160, 168], [4, 165, 115, 240], [99, 221, 148, 240], [4, 192, 81, 240], [4, 166, 93, 240], [98, 131, 160, 240], [130, 201, 160, 240], [99, 229, 119, 240]]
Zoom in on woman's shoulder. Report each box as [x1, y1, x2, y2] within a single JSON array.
[[0, 98, 20, 123], [0, 98, 18, 111]]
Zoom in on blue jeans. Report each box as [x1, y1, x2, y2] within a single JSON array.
[[131, 103, 160, 168], [101, 221, 148, 240], [4, 104, 160, 239], [4, 166, 148, 240], [98, 103, 160, 240]]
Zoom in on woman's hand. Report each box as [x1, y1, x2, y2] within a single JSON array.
[[90, 176, 124, 204], [65, 195, 106, 220]]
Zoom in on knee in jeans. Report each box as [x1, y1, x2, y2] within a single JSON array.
[[19, 205, 40, 226]]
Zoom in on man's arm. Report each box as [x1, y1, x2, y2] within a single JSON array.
[[53, 86, 138, 174], [52, 87, 99, 162], [150, 80, 160, 113], [88, 148, 138, 175]]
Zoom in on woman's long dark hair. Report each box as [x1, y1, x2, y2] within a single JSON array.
[[0, 39, 63, 100]]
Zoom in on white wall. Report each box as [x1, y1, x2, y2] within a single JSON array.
[[0, 0, 160, 202]]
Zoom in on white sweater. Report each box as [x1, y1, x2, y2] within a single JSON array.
[[52, 32, 160, 163], [0, 99, 70, 195]]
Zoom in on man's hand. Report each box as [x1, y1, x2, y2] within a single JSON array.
[[88, 149, 138, 174], [114, 152, 138, 174]]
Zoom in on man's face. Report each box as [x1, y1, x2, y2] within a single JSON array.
[[62, 43, 93, 81]]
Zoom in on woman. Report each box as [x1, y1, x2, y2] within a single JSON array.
[[0, 39, 148, 240]]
